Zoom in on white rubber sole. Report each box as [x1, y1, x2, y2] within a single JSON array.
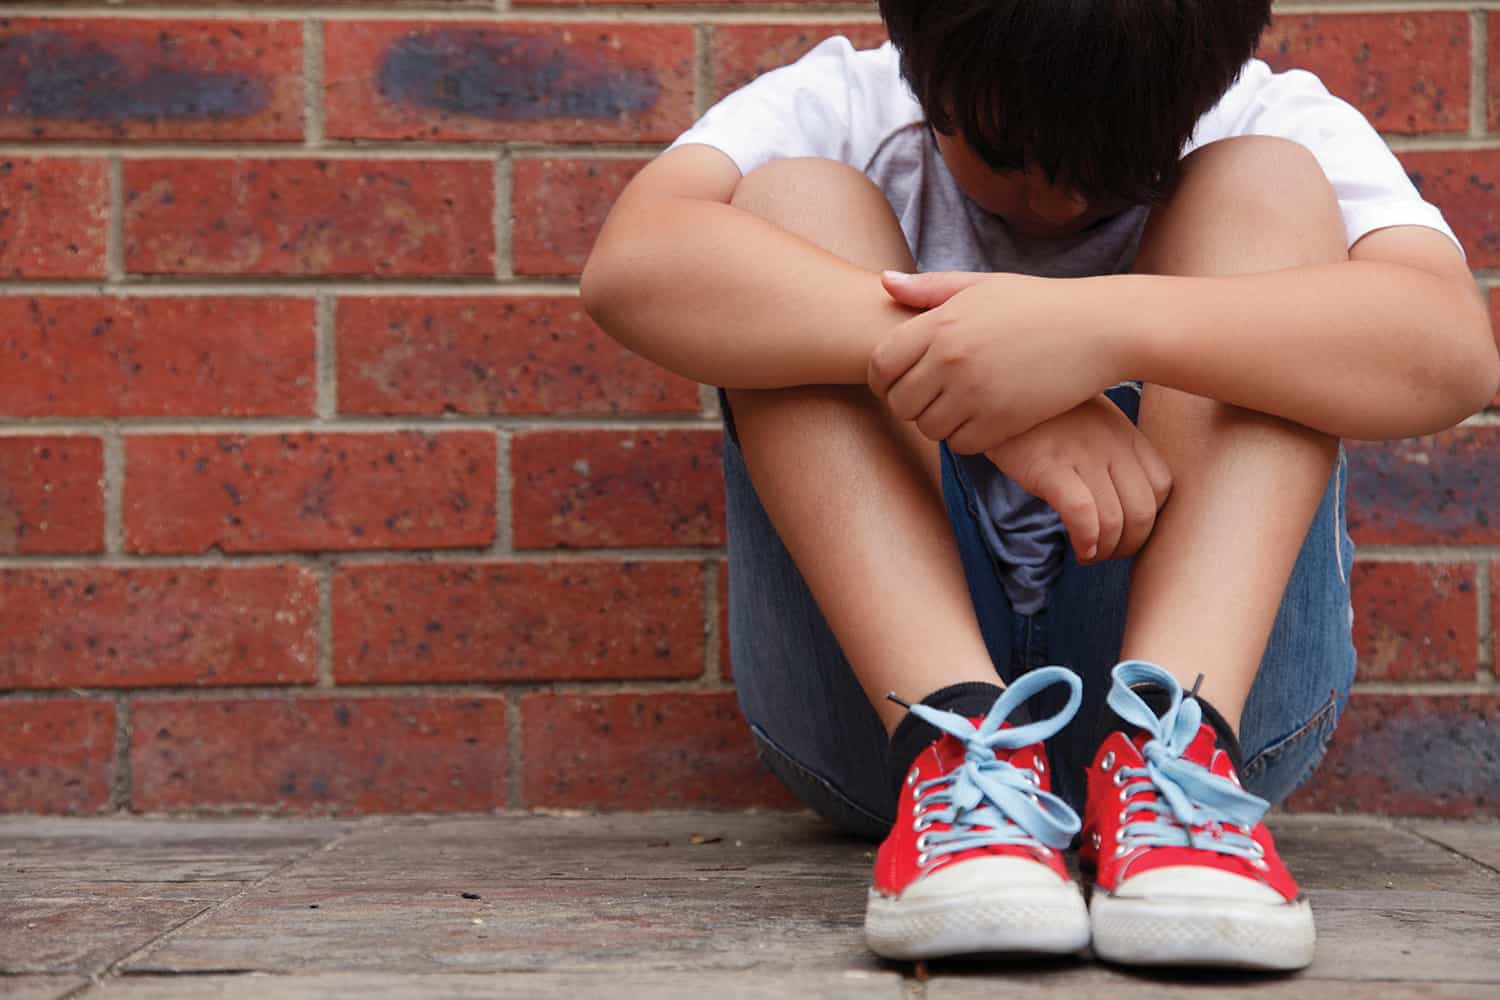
[[1090, 891, 1316, 970], [864, 884, 1091, 961]]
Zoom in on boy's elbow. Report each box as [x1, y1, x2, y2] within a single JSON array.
[[579, 251, 619, 330]]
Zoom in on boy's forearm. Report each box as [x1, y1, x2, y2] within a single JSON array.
[[1107, 263, 1498, 440], [582, 199, 915, 388]]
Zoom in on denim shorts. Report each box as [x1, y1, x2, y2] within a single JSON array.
[[719, 385, 1357, 841]]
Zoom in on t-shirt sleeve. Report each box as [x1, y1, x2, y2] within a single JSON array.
[[1188, 60, 1462, 256], [667, 37, 913, 176]]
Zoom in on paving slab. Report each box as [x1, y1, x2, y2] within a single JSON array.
[[79, 970, 905, 998], [1264, 815, 1500, 892], [0, 975, 90, 1000], [928, 969, 1500, 998], [0, 817, 352, 975], [1407, 821, 1500, 873]]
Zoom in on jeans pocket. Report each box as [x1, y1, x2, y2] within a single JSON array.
[[1242, 689, 1343, 808]]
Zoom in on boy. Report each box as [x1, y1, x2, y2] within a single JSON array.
[[581, 0, 1498, 971]]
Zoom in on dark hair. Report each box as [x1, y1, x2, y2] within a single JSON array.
[[879, 1, 1272, 203]]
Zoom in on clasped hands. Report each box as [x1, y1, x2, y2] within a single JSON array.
[[868, 270, 1172, 564]]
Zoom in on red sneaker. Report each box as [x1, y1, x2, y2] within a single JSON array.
[[1081, 661, 1315, 970], [864, 666, 1090, 960]]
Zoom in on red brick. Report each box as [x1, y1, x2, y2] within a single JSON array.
[[1491, 13, 1499, 131], [324, 21, 693, 143], [1257, 13, 1468, 135], [0, 19, 301, 142], [1286, 694, 1500, 817], [0, 297, 315, 418], [511, 158, 646, 277], [0, 158, 106, 278], [712, 23, 889, 100], [0, 436, 103, 555], [1351, 562, 1477, 682], [131, 696, 507, 813], [0, 700, 115, 814], [1346, 428, 1500, 545], [520, 691, 796, 809], [0, 566, 316, 689], [333, 560, 703, 684], [719, 558, 731, 681], [512, 429, 724, 550], [1398, 151, 1500, 269], [123, 159, 494, 276], [124, 432, 496, 554], [336, 295, 698, 417]]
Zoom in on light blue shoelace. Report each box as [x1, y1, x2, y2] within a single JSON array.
[[898, 666, 1083, 859], [1107, 660, 1270, 860]]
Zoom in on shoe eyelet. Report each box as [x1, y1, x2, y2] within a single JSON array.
[[1114, 844, 1129, 858], [1035, 757, 1047, 775], [913, 813, 934, 833], [1027, 770, 1041, 786], [1112, 769, 1127, 787], [1100, 751, 1115, 772], [1090, 832, 1101, 850], [1117, 809, 1129, 826], [906, 769, 919, 786], [1249, 841, 1265, 857], [1035, 845, 1052, 857], [916, 852, 930, 867], [915, 832, 932, 852], [1250, 857, 1269, 870]]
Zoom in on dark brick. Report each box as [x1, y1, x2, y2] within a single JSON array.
[[1351, 561, 1477, 682], [1257, 13, 1469, 135], [1398, 150, 1500, 268], [336, 295, 699, 416], [131, 696, 507, 813], [0, 157, 106, 278], [712, 23, 888, 100], [0, 19, 301, 141], [1287, 694, 1500, 817], [0, 566, 317, 689], [333, 560, 704, 684], [123, 159, 494, 276], [0, 297, 315, 418], [124, 432, 496, 554], [0, 700, 116, 814], [0, 436, 103, 555], [511, 158, 646, 277], [1346, 428, 1500, 545], [520, 691, 797, 809], [324, 21, 693, 142], [511, 429, 725, 549]]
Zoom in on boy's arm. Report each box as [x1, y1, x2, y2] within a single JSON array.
[[1115, 224, 1497, 439], [581, 144, 914, 388]]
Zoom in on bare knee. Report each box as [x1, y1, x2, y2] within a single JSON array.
[[1142, 135, 1347, 272], [730, 158, 914, 272]]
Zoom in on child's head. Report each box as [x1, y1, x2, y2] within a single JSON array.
[[879, 1, 1272, 233]]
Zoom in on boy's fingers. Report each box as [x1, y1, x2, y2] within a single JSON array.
[[881, 270, 988, 310], [1035, 464, 1099, 563], [1111, 461, 1159, 557], [868, 317, 934, 399], [1134, 433, 1174, 507], [1077, 462, 1124, 561], [912, 391, 967, 444], [885, 363, 943, 423]]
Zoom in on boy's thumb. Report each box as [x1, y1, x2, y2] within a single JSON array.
[[880, 270, 986, 309]]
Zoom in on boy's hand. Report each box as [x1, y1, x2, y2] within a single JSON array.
[[868, 270, 1123, 452], [986, 394, 1173, 563]]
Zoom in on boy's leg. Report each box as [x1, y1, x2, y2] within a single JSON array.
[[1049, 135, 1357, 803], [721, 158, 1015, 832]]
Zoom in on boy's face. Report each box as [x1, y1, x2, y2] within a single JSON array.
[[932, 129, 1125, 238]]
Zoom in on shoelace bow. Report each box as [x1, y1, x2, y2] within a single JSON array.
[[1107, 661, 1270, 860], [899, 666, 1083, 861]]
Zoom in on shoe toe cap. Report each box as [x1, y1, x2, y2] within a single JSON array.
[[901, 853, 1069, 903], [1113, 864, 1285, 904]]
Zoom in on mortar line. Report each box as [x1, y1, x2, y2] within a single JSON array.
[[0, 280, 583, 296], [316, 566, 335, 689], [0, 414, 717, 433], [495, 429, 514, 555], [105, 156, 125, 283], [1350, 680, 1496, 695], [1474, 9, 1490, 140], [84, 818, 385, 987], [1, 677, 750, 702], [494, 153, 513, 280], [0, 547, 728, 570], [695, 23, 715, 121], [0, 144, 668, 159], [110, 696, 132, 814], [304, 18, 325, 147], [315, 293, 337, 420], [101, 431, 125, 555], [1383, 133, 1500, 151]]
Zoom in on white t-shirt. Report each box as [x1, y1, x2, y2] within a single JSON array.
[[671, 37, 1459, 614]]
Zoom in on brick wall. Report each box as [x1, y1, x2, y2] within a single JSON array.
[[0, 2, 1495, 818]]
